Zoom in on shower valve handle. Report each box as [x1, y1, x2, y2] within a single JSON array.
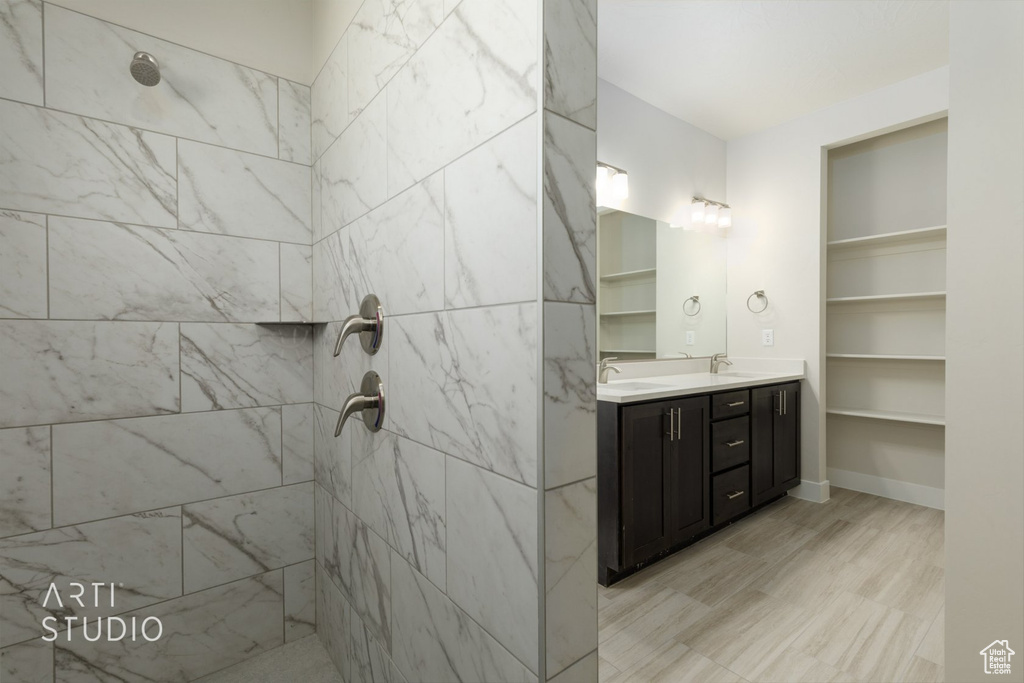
[[333, 294, 384, 357], [335, 371, 386, 437]]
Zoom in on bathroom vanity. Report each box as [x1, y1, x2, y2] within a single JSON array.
[[597, 371, 803, 586]]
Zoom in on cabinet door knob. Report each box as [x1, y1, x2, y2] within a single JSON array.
[[726, 401, 745, 407], [726, 490, 745, 500], [724, 439, 745, 448]]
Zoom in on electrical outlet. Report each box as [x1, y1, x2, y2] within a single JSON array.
[[762, 329, 774, 347], [686, 331, 695, 345]]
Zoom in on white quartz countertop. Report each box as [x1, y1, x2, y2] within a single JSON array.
[[597, 370, 805, 404]]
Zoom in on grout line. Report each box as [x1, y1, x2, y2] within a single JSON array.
[[48, 424, 54, 528], [0, 95, 312, 171], [40, 1, 46, 107], [44, 214, 50, 318], [277, 78, 281, 160], [180, 504, 185, 595]]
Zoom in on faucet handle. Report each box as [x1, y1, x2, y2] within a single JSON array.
[[333, 294, 384, 357], [600, 357, 619, 367], [334, 371, 386, 437]]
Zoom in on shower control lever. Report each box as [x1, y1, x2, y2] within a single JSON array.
[[335, 371, 386, 437], [334, 294, 384, 356]]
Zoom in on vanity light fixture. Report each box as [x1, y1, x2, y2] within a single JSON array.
[[689, 196, 732, 231], [596, 162, 629, 206]]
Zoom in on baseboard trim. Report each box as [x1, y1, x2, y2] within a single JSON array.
[[788, 479, 830, 503], [827, 468, 945, 510]]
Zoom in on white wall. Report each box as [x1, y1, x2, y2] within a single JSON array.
[[597, 79, 725, 226], [725, 67, 949, 495], [50, 0, 315, 84], [945, 1, 1024, 679]]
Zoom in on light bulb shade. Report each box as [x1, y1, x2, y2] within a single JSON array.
[[595, 166, 611, 206], [717, 206, 732, 228], [703, 203, 719, 226], [611, 171, 629, 201], [690, 200, 706, 226]]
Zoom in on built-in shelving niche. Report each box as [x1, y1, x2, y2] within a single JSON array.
[[598, 210, 657, 360], [824, 117, 948, 508]]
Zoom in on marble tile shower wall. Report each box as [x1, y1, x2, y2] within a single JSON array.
[[309, 0, 597, 681], [0, 3, 316, 682]]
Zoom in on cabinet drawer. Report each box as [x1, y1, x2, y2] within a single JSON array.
[[711, 416, 749, 473], [712, 465, 750, 526], [712, 390, 750, 420]]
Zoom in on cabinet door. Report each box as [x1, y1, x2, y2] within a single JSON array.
[[750, 385, 778, 505], [773, 382, 800, 488], [667, 397, 710, 543], [621, 402, 672, 566]]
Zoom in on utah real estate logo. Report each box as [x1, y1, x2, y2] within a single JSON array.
[[980, 640, 1015, 675]]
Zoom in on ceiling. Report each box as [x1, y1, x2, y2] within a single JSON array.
[[598, 0, 949, 140]]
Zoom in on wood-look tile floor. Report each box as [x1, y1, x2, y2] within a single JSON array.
[[598, 488, 945, 683]]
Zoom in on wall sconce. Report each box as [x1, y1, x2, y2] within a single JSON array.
[[687, 196, 731, 231], [596, 162, 629, 206]]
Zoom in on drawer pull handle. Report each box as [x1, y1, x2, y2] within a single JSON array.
[[726, 401, 745, 407], [726, 490, 745, 500], [725, 440, 745, 448]]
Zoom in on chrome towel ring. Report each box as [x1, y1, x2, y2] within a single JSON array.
[[683, 295, 701, 316], [747, 290, 768, 313]]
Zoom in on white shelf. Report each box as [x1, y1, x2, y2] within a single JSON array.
[[600, 349, 656, 354], [826, 353, 945, 361], [826, 407, 945, 426], [827, 225, 946, 250], [600, 309, 657, 317], [826, 291, 946, 304], [600, 268, 656, 282]]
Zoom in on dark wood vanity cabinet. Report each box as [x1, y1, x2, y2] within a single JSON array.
[[751, 382, 801, 505], [599, 381, 800, 586]]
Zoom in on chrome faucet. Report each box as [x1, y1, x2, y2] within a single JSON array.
[[335, 371, 386, 436], [599, 357, 622, 384], [710, 353, 733, 374], [334, 294, 384, 357]]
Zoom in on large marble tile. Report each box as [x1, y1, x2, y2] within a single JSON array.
[[48, 217, 279, 322], [0, 638, 52, 683], [0, 99, 176, 227], [386, 0, 538, 195], [321, 94, 388, 232], [351, 608, 400, 683], [0, 425, 50, 538], [316, 173, 444, 321], [0, 507, 181, 647], [0, 0, 43, 105], [44, 5, 278, 157], [546, 478, 597, 677], [543, 112, 596, 304], [314, 404, 353, 507], [52, 408, 282, 525], [280, 80, 312, 165], [55, 571, 284, 682], [0, 209, 46, 319], [548, 651, 597, 683], [543, 0, 597, 129], [391, 552, 537, 683], [316, 488, 391, 653], [178, 140, 312, 243], [285, 560, 316, 641], [544, 302, 597, 488], [348, 0, 444, 119], [444, 115, 537, 309], [0, 320, 179, 428], [312, 158, 324, 242], [284, 403, 315, 485], [390, 304, 538, 485], [352, 429, 446, 590], [312, 32, 349, 162], [282, 243, 314, 322], [317, 560, 353, 681], [181, 323, 313, 411], [446, 457, 538, 672], [183, 483, 314, 592]]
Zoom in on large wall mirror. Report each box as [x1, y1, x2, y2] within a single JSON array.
[[597, 209, 727, 360]]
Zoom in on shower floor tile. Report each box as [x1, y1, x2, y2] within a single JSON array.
[[196, 635, 342, 683]]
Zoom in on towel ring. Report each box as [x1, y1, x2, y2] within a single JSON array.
[[683, 295, 701, 317], [747, 290, 768, 313]]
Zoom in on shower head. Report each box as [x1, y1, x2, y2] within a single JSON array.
[[130, 52, 160, 87]]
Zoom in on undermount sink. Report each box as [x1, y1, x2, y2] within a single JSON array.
[[602, 381, 674, 391]]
